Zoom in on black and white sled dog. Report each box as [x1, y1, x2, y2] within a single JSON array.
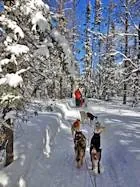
[[90, 122, 105, 174], [80, 111, 97, 124]]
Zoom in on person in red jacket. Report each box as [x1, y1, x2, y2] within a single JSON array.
[[74, 88, 82, 107]]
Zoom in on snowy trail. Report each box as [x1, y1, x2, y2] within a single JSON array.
[[0, 100, 140, 187], [17, 102, 140, 187], [27, 118, 94, 187], [27, 101, 140, 187], [88, 102, 140, 187]]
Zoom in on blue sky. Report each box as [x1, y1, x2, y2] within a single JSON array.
[[0, 1, 4, 12], [75, 0, 110, 71]]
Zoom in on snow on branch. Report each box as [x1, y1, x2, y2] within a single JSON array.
[[32, 11, 50, 33], [89, 30, 106, 40], [0, 15, 24, 39], [0, 73, 23, 87], [51, 29, 72, 57], [6, 44, 29, 56], [132, 68, 140, 74], [109, 50, 137, 68], [0, 55, 17, 72], [0, 59, 10, 72], [0, 67, 30, 87], [17, 0, 49, 16], [0, 94, 21, 104], [116, 33, 138, 37], [33, 0, 49, 10], [4, 110, 17, 121], [120, 0, 139, 31], [16, 67, 30, 75], [34, 46, 50, 58]]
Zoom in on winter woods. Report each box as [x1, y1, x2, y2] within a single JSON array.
[[75, 0, 140, 103], [0, 0, 139, 166], [0, 0, 77, 165]]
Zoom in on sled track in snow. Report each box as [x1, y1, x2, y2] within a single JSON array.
[[85, 159, 97, 187]]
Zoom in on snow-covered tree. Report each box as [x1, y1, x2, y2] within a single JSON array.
[[0, 0, 76, 166], [111, 0, 140, 104], [93, 0, 140, 103], [82, 1, 94, 97], [47, 0, 79, 97], [95, 1, 117, 100]]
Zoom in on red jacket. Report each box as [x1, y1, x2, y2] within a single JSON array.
[[75, 89, 82, 100]]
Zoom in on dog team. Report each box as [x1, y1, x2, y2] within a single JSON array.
[[71, 111, 105, 174]]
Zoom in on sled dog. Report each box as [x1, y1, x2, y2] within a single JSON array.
[[74, 131, 86, 168], [90, 122, 105, 174], [90, 147, 102, 174], [80, 111, 97, 123]]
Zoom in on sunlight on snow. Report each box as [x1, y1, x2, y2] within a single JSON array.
[[20, 154, 26, 166], [115, 131, 132, 137], [19, 177, 26, 187], [0, 172, 9, 186], [119, 139, 133, 145], [43, 128, 51, 158], [60, 120, 70, 132]]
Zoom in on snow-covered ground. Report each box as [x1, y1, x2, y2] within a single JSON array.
[[0, 99, 140, 187]]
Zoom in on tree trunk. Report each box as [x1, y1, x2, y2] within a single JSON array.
[[5, 127, 13, 166], [2, 107, 14, 166], [132, 25, 139, 106], [60, 76, 63, 99], [123, 0, 128, 104], [70, 76, 74, 98], [138, 23, 140, 60], [4, 120, 14, 166]]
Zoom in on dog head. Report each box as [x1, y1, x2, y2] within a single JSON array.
[[73, 119, 80, 128], [95, 121, 101, 128], [95, 121, 105, 132]]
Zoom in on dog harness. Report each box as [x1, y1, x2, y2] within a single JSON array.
[[74, 132, 86, 149], [90, 132, 101, 152]]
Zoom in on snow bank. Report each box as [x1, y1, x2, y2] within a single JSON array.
[[0, 112, 61, 187], [54, 102, 80, 120]]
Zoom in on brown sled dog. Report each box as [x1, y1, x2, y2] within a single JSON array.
[[74, 131, 86, 168], [71, 119, 81, 136]]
